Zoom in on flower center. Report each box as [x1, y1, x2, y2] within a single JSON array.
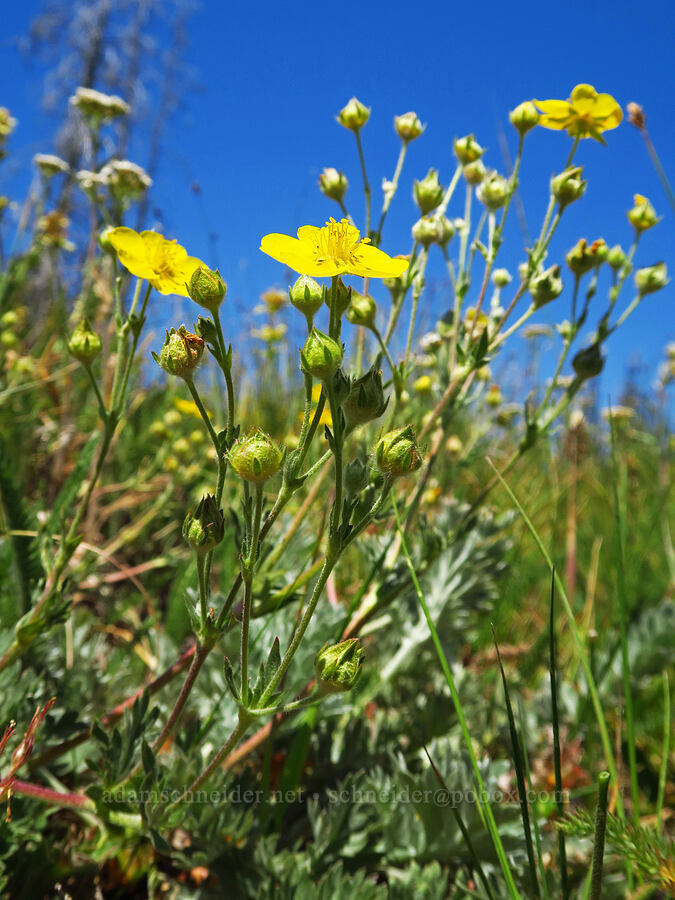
[[314, 218, 365, 266]]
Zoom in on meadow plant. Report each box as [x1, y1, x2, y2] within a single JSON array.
[[0, 83, 672, 897]]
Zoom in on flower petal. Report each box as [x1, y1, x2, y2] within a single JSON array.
[[261, 232, 334, 276], [570, 84, 597, 103], [350, 244, 409, 278], [534, 99, 573, 118], [296, 225, 321, 244], [108, 226, 155, 279]]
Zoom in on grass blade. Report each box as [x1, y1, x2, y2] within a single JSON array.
[[517, 699, 551, 900], [656, 670, 670, 833], [492, 625, 540, 898], [549, 570, 569, 898], [589, 772, 611, 900]]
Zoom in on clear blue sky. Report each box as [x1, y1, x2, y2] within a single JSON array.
[[2, 0, 674, 399]]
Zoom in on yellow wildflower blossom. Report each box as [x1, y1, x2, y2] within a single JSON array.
[[260, 218, 408, 279], [108, 226, 204, 296], [535, 84, 622, 142], [298, 384, 333, 427]]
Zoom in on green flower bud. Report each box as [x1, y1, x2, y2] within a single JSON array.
[[1, 332, 18, 349], [319, 167, 348, 203], [98, 226, 115, 255], [153, 325, 204, 380], [413, 168, 444, 215], [529, 265, 563, 308], [454, 134, 485, 165], [228, 429, 283, 484], [344, 454, 369, 496], [627, 194, 660, 233], [346, 291, 377, 330], [68, 317, 102, 364], [434, 214, 455, 247], [321, 277, 352, 320], [572, 343, 604, 381], [343, 368, 388, 427], [182, 494, 224, 555], [477, 171, 510, 211], [289, 274, 324, 317], [492, 268, 512, 288], [509, 100, 540, 136], [337, 97, 370, 132], [300, 328, 343, 380], [1, 310, 19, 328], [375, 425, 423, 478], [566, 239, 608, 276], [412, 215, 440, 248], [463, 160, 486, 185], [314, 638, 365, 693], [188, 265, 227, 312], [394, 111, 425, 143], [607, 245, 626, 271], [551, 166, 587, 209], [635, 261, 668, 296]]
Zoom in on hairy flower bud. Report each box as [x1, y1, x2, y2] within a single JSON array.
[[289, 275, 324, 317], [454, 134, 485, 165], [346, 291, 377, 330], [68, 317, 102, 364], [607, 245, 626, 271], [412, 215, 440, 247], [375, 425, 423, 478], [98, 226, 116, 255], [551, 166, 586, 209], [492, 268, 512, 288], [529, 265, 563, 308], [394, 111, 425, 143], [326, 277, 352, 318], [509, 101, 540, 135], [413, 168, 444, 215], [477, 171, 510, 211], [188, 265, 227, 312], [343, 368, 388, 427], [314, 639, 365, 693], [319, 167, 348, 203], [344, 454, 369, 496], [627, 194, 660, 232], [228, 429, 282, 484], [572, 343, 604, 381], [463, 160, 486, 185], [182, 494, 225, 555], [566, 238, 608, 276], [300, 328, 343, 380], [154, 326, 204, 379], [635, 262, 668, 296], [337, 97, 370, 132]]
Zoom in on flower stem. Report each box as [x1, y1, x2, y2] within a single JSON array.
[[355, 131, 371, 237], [589, 772, 611, 900]]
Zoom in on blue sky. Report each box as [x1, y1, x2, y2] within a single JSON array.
[[1, 0, 674, 401]]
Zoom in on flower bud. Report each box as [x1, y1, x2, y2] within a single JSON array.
[[509, 101, 539, 136], [326, 277, 352, 318], [635, 262, 668, 296], [337, 97, 370, 132], [228, 429, 283, 484], [551, 166, 586, 209], [68, 317, 102, 364], [477, 171, 510, 211], [394, 111, 425, 143], [375, 425, 423, 478], [566, 239, 607, 276], [153, 326, 204, 380], [289, 275, 324, 317], [343, 368, 388, 427], [188, 265, 227, 312], [69, 87, 130, 122], [412, 215, 440, 248], [607, 245, 626, 271], [413, 374, 432, 394], [463, 160, 486, 185], [182, 494, 225, 555], [529, 265, 563, 308], [454, 134, 485, 165], [261, 288, 286, 314], [98, 226, 115, 255], [572, 343, 604, 381], [492, 268, 512, 287], [486, 384, 502, 407], [33, 153, 69, 178], [626, 102, 646, 130], [314, 639, 365, 693], [434, 214, 455, 247], [300, 328, 343, 380], [344, 455, 369, 496], [627, 194, 660, 232], [319, 167, 348, 203], [346, 291, 377, 330], [445, 434, 463, 458], [413, 168, 443, 215], [101, 160, 151, 202]]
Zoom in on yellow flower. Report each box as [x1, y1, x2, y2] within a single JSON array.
[[298, 384, 333, 427], [108, 227, 205, 296], [260, 218, 408, 279], [535, 84, 622, 142]]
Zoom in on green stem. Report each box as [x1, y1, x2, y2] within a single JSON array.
[[186, 378, 220, 452], [355, 131, 371, 236], [589, 772, 611, 900], [240, 483, 264, 704], [375, 142, 407, 243], [657, 671, 670, 832], [213, 307, 235, 441], [172, 712, 253, 804]]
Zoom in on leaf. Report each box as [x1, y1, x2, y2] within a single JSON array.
[[141, 738, 156, 776]]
